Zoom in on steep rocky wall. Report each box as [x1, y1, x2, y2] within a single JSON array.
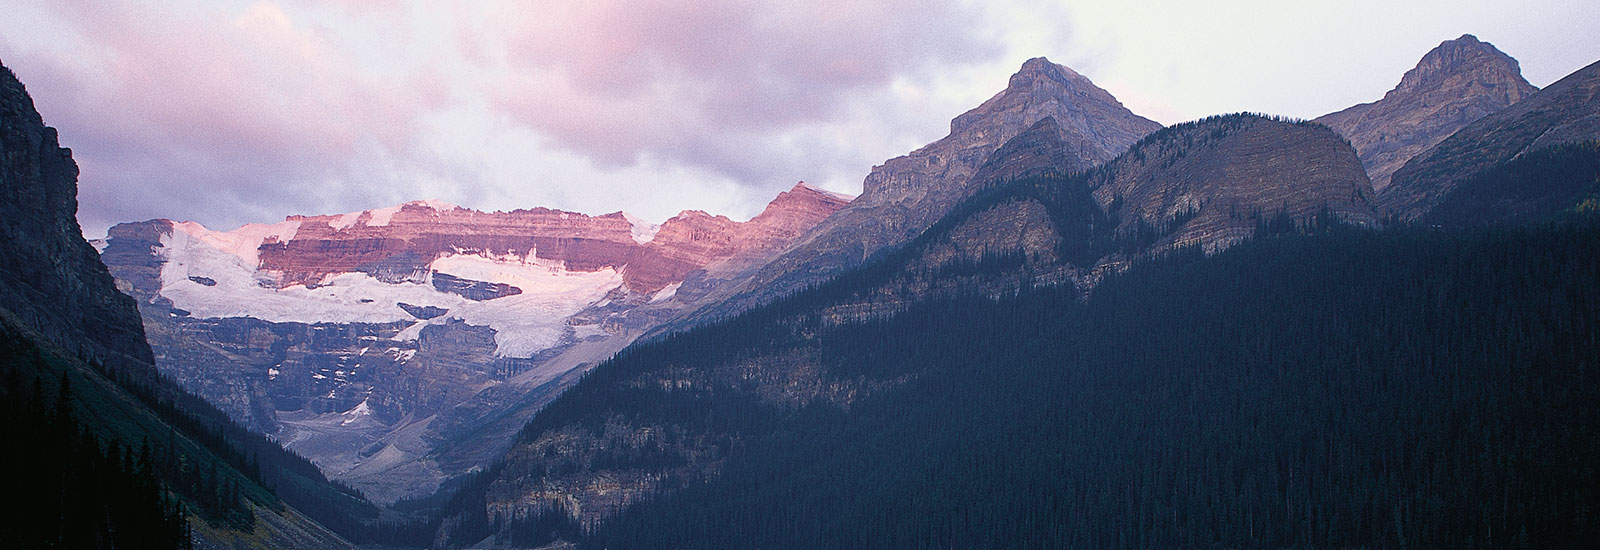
[[0, 64, 155, 377]]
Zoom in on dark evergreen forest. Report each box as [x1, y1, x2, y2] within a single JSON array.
[[0, 330, 192, 549], [1423, 141, 1600, 228], [494, 219, 1600, 549], [0, 317, 435, 547]]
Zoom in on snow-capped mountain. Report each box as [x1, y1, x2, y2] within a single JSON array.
[[99, 182, 850, 503]]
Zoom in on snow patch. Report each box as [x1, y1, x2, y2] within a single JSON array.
[[156, 232, 623, 357], [170, 219, 300, 268], [341, 398, 373, 426], [426, 252, 626, 356], [329, 211, 364, 231], [649, 282, 682, 303], [396, 321, 426, 342], [365, 205, 403, 227], [621, 212, 662, 244], [367, 199, 459, 227], [797, 181, 857, 203]]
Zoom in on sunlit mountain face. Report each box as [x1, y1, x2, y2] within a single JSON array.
[[98, 184, 850, 504]]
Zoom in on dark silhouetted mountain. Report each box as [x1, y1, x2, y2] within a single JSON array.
[[0, 63, 154, 381], [1317, 34, 1537, 192], [1420, 141, 1600, 227], [0, 61, 386, 549]]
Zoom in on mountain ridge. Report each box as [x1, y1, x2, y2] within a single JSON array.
[[655, 56, 1162, 335], [1316, 34, 1538, 192], [0, 64, 156, 381], [453, 111, 1381, 540], [2, 60, 368, 550]]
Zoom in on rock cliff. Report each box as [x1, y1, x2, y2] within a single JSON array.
[[3, 60, 357, 550], [1317, 35, 1537, 192], [0, 64, 154, 378]]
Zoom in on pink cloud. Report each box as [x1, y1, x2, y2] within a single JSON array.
[[2, 0, 1002, 236], [6, 1, 446, 234], [484, 0, 1000, 171]]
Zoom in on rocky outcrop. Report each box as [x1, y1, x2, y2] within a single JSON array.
[[98, 183, 848, 503], [666, 58, 1161, 330], [0, 64, 155, 379], [1317, 35, 1537, 192], [1091, 114, 1378, 252], [1383, 58, 1600, 220]]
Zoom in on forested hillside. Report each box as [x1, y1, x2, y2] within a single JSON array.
[[450, 217, 1599, 548]]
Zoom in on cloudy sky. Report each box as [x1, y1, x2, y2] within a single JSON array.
[[1, 0, 1596, 237]]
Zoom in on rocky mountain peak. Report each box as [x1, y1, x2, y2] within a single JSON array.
[[1315, 34, 1537, 192], [757, 182, 853, 218], [661, 59, 1159, 332], [1389, 34, 1531, 100], [1009, 57, 1085, 89], [949, 57, 1137, 139], [1383, 59, 1600, 220]]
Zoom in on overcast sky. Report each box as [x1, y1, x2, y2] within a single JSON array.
[[2, 0, 1596, 238]]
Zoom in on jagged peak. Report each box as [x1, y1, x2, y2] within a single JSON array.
[[1007, 56, 1092, 93], [750, 182, 854, 224], [1390, 34, 1531, 98], [948, 57, 1139, 137], [787, 181, 856, 203], [1015, 57, 1080, 79], [402, 198, 459, 211]]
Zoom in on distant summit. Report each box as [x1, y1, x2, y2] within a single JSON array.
[[1317, 34, 1537, 192], [1383, 58, 1600, 220], [669, 57, 1161, 329], [1389, 35, 1531, 99], [97, 186, 846, 503]]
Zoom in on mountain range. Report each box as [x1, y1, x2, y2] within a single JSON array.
[[434, 37, 1600, 547], [98, 182, 848, 503], [4, 29, 1598, 549]]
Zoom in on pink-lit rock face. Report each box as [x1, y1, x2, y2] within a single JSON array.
[[629, 183, 853, 292], [256, 183, 850, 294], [98, 183, 850, 503]]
